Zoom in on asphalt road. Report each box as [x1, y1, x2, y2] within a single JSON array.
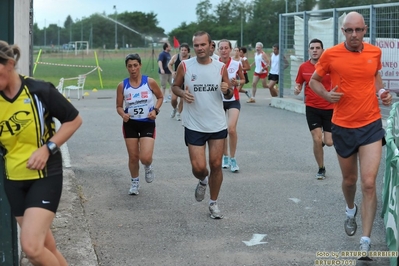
[[67, 89, 392, 266]]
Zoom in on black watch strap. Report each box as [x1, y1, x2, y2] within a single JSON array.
[[46, 141, 59, 155]]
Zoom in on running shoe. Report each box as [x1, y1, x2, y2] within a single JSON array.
[[176, 112, 181, 121], [168, 94, 172, 100], [359, 238, 372, 261], [209, 202, 223, 219], [222, 155, 230, 169], [170, 108, 177, 118], [245, 90, 252, 99], [247, 98, 256, 103], [128, 180, 140, 195], [316, 167, 326, 180], [344, 204, 358, 236], [230, 158, 239, 172], [145, 166, 154, 183], [195, 181, 207, 202]]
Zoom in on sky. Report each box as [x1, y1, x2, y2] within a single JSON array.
[[33, 0, 221, 33]]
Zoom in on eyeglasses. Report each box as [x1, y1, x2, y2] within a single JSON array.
[[343, 28, 365, 34]]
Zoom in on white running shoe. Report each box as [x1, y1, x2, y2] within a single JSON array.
[[176, 112, 181, 121], [222, 155, 230, 169], [209, 202, 223, 219], [128, 180, 140, 195], [170, 109, 177, 118], [145, 166, 154, 183], [230, 158, 239, 172]]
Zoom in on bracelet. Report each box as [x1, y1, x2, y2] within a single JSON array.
[[378, 88, 386, 98]]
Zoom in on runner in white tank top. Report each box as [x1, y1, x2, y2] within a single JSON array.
[[218, 40, 245, 173], [247, 42, 270, 103], [171, 31, 233, 219], [116, 53, 164, 195], [266, 43, 289, 99]]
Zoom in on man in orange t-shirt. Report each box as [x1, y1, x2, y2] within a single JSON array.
[[309, 12, 393, 256], [295, 39, 333, 180]]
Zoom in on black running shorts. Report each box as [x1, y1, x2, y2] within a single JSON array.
[[184, 128, 227, 146], [123, 119, 156, 139], [331, 119, 385, 158], [223, 100, 241, 111], [4, 174, 63, 217], [306, 106, 333, 132]]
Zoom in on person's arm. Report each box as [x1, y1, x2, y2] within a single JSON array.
[[242, 58, 251, 71], [294, 83, 302, 95], [283, 55, 289, 70], [116, 82, 129, 122], [158, 53, 165, 74], [147, 78, 164, 119], [375, 71, 392, 106], [262, 53, 270, 68], [172, 62, 195, 103], [168, 54, 177, 77], [221, 66, 233, 99], [309, 72, 342, 103]]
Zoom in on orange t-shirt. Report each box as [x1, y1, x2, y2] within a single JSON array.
[[314, 42, 382, 128]]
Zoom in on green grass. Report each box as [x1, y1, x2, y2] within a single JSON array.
[[33, 48, 164, 90], [32, 48, 292, 91]]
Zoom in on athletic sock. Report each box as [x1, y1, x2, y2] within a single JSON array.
[[361, 236, 371, 244], [346, 205, 356, 218], [144, 164, 152, 170], [209, 200, 217, 205], [200, 176, 208, 185], [131, 177, 139, 182]]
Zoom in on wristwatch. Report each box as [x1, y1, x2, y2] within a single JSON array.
[[153, 108, 160, 115], [46, 141, 59, 155]]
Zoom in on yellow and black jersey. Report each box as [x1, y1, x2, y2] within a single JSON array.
[[0, 75, 79, 181]]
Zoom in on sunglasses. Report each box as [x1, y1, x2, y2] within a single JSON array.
[[343, 28, 365, 34]]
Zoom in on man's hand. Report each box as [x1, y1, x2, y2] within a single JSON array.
[[326, 86, 344, 103], [183, 86, 194, 103], [221, 82, 229, 94], [381, 89, 392, 106]]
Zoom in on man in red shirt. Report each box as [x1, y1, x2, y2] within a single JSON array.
[[295, 39, 333, 180], [309, 12, 393, 257]]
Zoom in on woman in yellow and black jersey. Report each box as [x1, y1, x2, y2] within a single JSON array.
[[0, 40, 82, 266]]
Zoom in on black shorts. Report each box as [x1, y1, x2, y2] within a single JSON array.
[[332, 119, 385, 158], [223, 100, 241, 111], [244, 73, 249, 84], [4, 174, 63, 217], [306, 106, 333, 132], [268, 73, 279, 83], [184, 128, 227, 146], [123, 119, 156, 139]]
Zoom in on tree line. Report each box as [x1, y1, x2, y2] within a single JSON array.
[[33, 0, 394, 50]]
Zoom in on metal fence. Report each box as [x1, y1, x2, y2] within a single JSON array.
[[278, 3, 399, 98]]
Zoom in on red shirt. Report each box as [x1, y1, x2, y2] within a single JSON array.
[[296, 60, 334, 110]]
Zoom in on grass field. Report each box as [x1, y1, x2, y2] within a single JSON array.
[[32, 48, 289, 91]]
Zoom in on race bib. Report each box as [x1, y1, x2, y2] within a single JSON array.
[[127, 103, 149, 119]]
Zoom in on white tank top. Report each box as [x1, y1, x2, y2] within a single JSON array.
[[123, 75, 156, 122], [270, 53, 279, 75], [181, 57, 227, 133], [222, 57, 240, 102], [254, 52, 268, 74]]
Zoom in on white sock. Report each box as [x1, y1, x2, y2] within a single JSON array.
[[144, 164, 152, 170], [361, 236, 371, 244], [131, 177, 139, 182], [346, 205, 356, 217], [209, 200, 217, 205], [200, 176, 208, 185]]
